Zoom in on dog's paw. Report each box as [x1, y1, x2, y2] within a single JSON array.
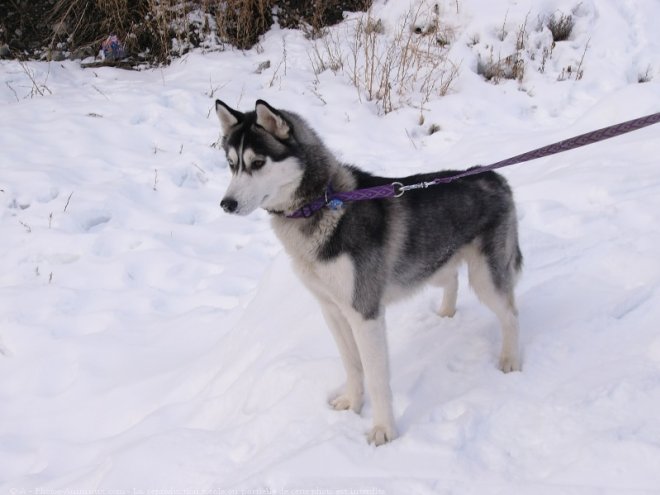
[[498, 354, 521, 373], [437, 306, 456, 318], [367, 424, 398, 446], [329, 393, 363, 413]]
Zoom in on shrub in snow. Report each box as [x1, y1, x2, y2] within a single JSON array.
[[472, 6, 589, 85], [546, 12, 575, 42], [309, 1, 459, 114]]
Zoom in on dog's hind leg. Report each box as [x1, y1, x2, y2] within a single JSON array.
[[343, 309, 397, 445], [466, 245, 521, 373], [490, 292, 520, 373], [319, 299, 364, 413]]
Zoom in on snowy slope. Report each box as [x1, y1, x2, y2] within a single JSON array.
[[1, 0, 660, 493]]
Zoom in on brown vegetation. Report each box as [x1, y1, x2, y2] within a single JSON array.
[[0, 0, 371, 66]]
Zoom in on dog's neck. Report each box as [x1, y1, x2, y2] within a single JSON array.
[[265, 163, 356, 218]]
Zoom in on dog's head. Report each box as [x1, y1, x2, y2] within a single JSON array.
[[215, 99, 305, 215]]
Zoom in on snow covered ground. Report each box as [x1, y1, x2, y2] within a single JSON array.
[[1, 0, 660, 493]]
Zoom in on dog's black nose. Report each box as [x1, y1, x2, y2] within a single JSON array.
[[220, 198, 238, 213]]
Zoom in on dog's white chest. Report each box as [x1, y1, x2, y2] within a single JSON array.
[[271, 216, 354, 306]]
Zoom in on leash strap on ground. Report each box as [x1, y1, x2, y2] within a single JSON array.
[[287, 111, 660, 219]]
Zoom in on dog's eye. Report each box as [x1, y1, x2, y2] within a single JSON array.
[[251, 159, 266, 171], [226, 158, 235, 169]]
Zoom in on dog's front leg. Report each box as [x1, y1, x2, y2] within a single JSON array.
[[346, 311, 397, 446], [319, 300, 364, 413]]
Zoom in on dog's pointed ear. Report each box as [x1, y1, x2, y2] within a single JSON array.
[[215, 100, 244, 135], [255, 100, 290, 139]]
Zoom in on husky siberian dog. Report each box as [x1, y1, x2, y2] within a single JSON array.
[[215, 99, 522, 446]]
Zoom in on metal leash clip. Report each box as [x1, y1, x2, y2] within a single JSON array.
[[325, 187, 343, 210], [392, 180, 437, 198]]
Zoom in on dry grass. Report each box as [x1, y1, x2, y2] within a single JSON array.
[[546, 12, 575, 42], [476, 15, 528, 85], [311, 1, 459, 114], [46, 0, 205, 64], [638, 65, 653, 83], [475, 8, 588, 85], [557, 37, 590, 81], [4, 1, 371, 65], [214, 0, 273, 50], [477, 50, 525, 84], [18, 60, 53, 98], [279, 0, 372, 38]]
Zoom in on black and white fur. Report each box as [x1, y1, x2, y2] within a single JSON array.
[[215, 99, 523, 446]]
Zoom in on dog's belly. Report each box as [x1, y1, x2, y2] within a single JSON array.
[[382, 283, 425, 305], [383, 245, 468, 305]]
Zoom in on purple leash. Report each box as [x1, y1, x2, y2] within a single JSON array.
[[287, 111, 660, 218]]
